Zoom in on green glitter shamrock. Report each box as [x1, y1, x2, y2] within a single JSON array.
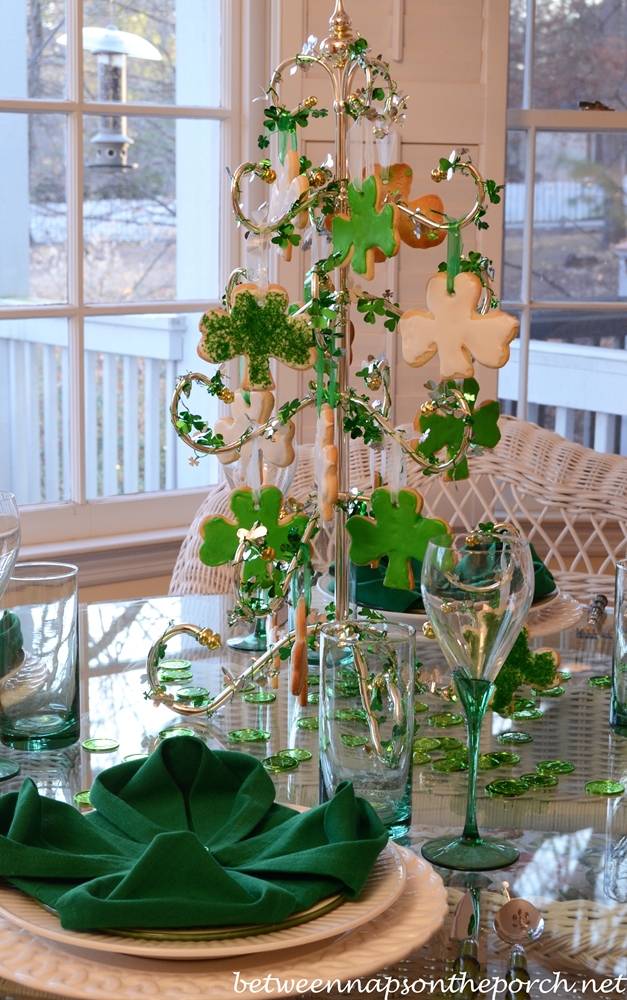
[[492, 626, 560, 717], [332, 176, 399, 280], [415, 378, 501, 481], [198, 284, 316, 391], [345, 487, 449, 590], [199, 486, 309, 586]]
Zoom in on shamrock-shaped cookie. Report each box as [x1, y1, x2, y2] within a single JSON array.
[[199, 486, 309, 587], [214, 391, 295, 469], [198, 283, 316, 391], [372, 163, 446, 260], [346, 487, 450, 591], [492, 627, 561, 716], [398, 271, 519, 380], [412, 377, 501, 481], [332, 175, 400, 281]]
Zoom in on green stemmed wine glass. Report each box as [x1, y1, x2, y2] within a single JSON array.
[[420, 531, 534, 871]]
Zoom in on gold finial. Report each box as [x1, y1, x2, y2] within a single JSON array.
[[329, 0, 353, 39]]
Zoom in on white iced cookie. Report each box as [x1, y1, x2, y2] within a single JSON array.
[[214, 390, 295, 469], [315, 404, 338, 522], [268, 148, 309, 262], [398, 271, 519, 380]]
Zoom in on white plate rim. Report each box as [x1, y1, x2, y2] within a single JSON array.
[[0, 849, 448, 1000], [0, 841, 406, 961]]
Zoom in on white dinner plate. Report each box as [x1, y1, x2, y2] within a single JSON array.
[[0, 848, 447, 1000], [317, 574, 582, 638], [0, 841, 406, 961]]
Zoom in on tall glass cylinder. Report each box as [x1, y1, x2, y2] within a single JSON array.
[[319, 620, 415, 839]]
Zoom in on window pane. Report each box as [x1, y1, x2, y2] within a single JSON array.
[[0, 113, 67, 306], [83, 0, 221, 106], [511, 0, 627, 110], [530, 131, 627, 302], [498, 308, 627, 453], [84, 313, 219, 499], [0, 318, 70, 505], [0, 2, 66, 100], [503, 130, 526, 303], [83, 116, 220, 303]]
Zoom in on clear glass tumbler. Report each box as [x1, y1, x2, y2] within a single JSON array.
[[0, 562, 79, 751], [319, 620, 415, 839]]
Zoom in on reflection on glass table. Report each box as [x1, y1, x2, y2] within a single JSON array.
[[0, 595, 626, 998]]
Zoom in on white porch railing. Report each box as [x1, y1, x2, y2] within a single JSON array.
[[498, 339, 627, 454], [0, 315, 187, 504]]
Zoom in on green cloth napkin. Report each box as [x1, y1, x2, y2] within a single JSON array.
[[329, 543, 555, 614], [0, 736, 387, 932], [0, 611, 23, 677]]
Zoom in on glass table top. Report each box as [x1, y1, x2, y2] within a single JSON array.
[[0, 594, 626, 999]]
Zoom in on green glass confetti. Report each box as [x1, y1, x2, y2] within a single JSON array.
[[159, 727, 196, 739], [296, 717, 319, 730], [559, 670, 571, 682], [74, 790, 92, 807], [340, 734, 369, 748], [586, 780, 625, 796], [485, 779, 528, 797], [82, 738, 119, 753], [160, 659, 192, 670], [239, 683, 256, 693], [413, 737, 441, 751], [521, 772, 558, 788], [436, 737, 465, 751], [228, 729, 271, 742], [262, 755, 299, 773], [243, 690, 276, 704], [478, 754, 501, 770], [513, 698, 536, 712], [159, 670, 193, 683], [432, 757, 468, 772], [512, 708, 543, 721], [413, 751, 431, 765], [307, 675, 320, 686], [537, 759, 574, 774], [490, 751, 521, 766], [414, 701, 429, 714], [307, 692, 320, 705], [497, 731, 534, 745], [333, 708, 368, 724], [123, 753, 149, 762], [277, 748, 313, 761], [177, 686, 210, 702], [589, 675, 612, 689], [532, 686, 565, 698], [335, 681, 360, 697], [428, 712, 465, 728], [0, 760, 20, 782], [445, 748, 469, 760]]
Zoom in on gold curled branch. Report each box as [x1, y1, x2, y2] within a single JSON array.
[[145, 622, 321, 717], [170, 377, 316, 456], [345, 385, 473, 475], [230, 159, 333, 236], [232, 511, 321, 620], [394, 158, 486, 235]]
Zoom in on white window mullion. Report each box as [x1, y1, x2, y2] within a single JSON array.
[[66, 0, 85, 505], [517, 124, 536, 422]]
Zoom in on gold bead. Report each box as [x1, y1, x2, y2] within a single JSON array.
[[365, 373, 382, 391], [422, 622, 436, 640], [197, 628, 222, 650], [261, 546, 275, 561], [465, 534, 481, 548], [310, 169, 328, 188], [421, 400, 438, 416], [259, 165, 277, 185], [218, 387, 235, 403], [431, 168, 447, 183], [303, 95, 318, 110]]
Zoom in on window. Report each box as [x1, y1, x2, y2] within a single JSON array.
[[0, 0, 235, 546], [501, 0, 627, 454]]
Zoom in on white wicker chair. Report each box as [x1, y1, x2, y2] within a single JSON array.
[[169, 415, 627, 604]]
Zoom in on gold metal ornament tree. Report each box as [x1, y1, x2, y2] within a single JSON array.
[[148, 0, 516, 716]]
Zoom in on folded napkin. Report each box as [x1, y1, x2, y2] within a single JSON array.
[[0, 736, 387, 932], [330, 543, 555, 614]]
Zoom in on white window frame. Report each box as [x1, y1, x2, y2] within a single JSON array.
[[0, 0, 254, 556], [503, 0, 627, 427]]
